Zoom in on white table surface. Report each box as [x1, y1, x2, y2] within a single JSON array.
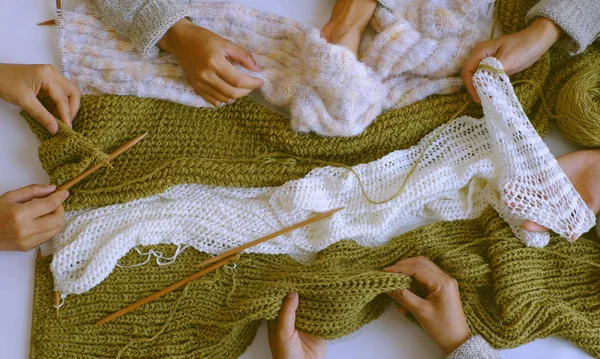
[[0, 1, 593, 358]]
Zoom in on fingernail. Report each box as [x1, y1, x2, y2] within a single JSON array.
[[287, 292, 297, 298], [46, 184, 56, 191], [64, 191, 70, 198]]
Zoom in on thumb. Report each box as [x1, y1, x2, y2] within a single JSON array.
[[19, 94, 59, 134], [388, 288, 429, 316], [225, 43, 261, 72], [276, 292, 299, 340]]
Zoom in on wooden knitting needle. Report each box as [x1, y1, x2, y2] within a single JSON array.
[[51, 133, 147, 315], [38, 19, 56, 26], [38, 1, 61, 26], [196, 207, 345, 269], [57, 133, 148, 191], [95, 207, 344, 325], [95, 255, 238, 325]]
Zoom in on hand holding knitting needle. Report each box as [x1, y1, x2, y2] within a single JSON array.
[[321, 0, 377, 55], [268, 292, 327, 359], [462, 17, 562, 103], [0, 63, 81, 134], [0, 185, 68, 251], [523, 150, 600, 233], [158, 18, 264, 107]]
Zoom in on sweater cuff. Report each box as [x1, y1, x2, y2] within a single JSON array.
[[130, 0, 194, 58], [446, 335, 500, 359], [526, 0, 600, 55]]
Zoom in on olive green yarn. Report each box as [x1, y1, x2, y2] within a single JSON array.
[[30, 210, 600, 358]]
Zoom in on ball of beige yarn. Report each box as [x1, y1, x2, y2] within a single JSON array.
[[556, 67, 600, 147]]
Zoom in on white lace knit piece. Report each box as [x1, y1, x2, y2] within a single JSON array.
[[52, 59, 596, 297], [57, 0, 493, 136]]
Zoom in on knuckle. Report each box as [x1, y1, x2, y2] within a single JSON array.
[[36, 64, 54, 77], [16, 241, 32, 252]]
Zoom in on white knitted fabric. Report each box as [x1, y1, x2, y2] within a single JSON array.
[[58, 0, 493, 136], [52, 59, 596, 296]]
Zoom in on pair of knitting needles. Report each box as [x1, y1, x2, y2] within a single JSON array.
[[47, 131, 343, 324]]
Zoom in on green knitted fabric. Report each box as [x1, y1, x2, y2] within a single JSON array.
[[30, 210, 600, 358]]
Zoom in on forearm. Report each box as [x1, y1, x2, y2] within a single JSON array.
[[445, 335, 500, 359], [527, 0, 600, 55], [89, 0, 192, 57]]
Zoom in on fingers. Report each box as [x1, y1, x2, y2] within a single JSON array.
[[62, 77, 81, 126], [384, 256, 448, 292], [205, 71, 256, 101], [275, 292, 299, 340], [24, 190, 69, 218], [461, 41, 498, 104], [33, 204, 65, 234], [1, 184, 56, 203], [19, 94, 59, 134], [224, 43, 262, 72], [522, 221, 549, 232], [217, 61, 263, 90], [388, 288, 430, 316], [43, 80, 71, 127]]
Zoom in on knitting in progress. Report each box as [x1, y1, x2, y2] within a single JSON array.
[[43, 58, 595, 297], [58, 0, 493, 136], [30, 210, 600, 359]]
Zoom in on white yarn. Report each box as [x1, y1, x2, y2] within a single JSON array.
[[58, 0, 492, 136], [51, 58, 596, 297]]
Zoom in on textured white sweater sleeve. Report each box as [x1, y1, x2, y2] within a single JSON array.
[[526, 0, 600, 55], [88, 0, 193, 57], [446, 335, 501, 359]]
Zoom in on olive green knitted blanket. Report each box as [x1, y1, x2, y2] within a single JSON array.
[[30, 210, 600, 359]]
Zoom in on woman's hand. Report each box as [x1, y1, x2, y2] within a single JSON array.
[[462, 17, 562, 103], [384, 257, 471, 355], [321, 0, 377, 55], [268, 292, 326, 359], [158, 18, 263, 107], [0, 63, 81, 134], [0, 185, 69, 252], [523, 150, 600, 233]]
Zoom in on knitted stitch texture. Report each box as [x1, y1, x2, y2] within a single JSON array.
[[30, 210, 600, 359], [59, 0, 493, 136], [47, 59, 595, 297]]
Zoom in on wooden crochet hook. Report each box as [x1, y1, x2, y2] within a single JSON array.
[[95, 207, 344, 325], [57, 133, 148, 191]]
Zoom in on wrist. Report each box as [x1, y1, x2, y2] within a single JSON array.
[[528, 17, 562, 49], [330, 0, 377, 30], [158, 18, 194, 54], [441, 332, 471, 355]]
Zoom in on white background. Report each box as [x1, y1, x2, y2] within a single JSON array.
[[0, 0, 592, 358]]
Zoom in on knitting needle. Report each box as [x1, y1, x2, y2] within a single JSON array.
[[38, 19, 56, 26], [196, 207, 345, 269], [95, 207, 344, 325], [95, 255, 238, 325], [57, 133, 148, 191], [38, 1, 61, 26]]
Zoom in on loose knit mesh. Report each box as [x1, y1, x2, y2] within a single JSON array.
[[30, 210, 600, 359], [48, 59, 595, 297]]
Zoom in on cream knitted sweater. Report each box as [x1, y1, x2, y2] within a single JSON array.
[[70, 0, 493, 136]]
